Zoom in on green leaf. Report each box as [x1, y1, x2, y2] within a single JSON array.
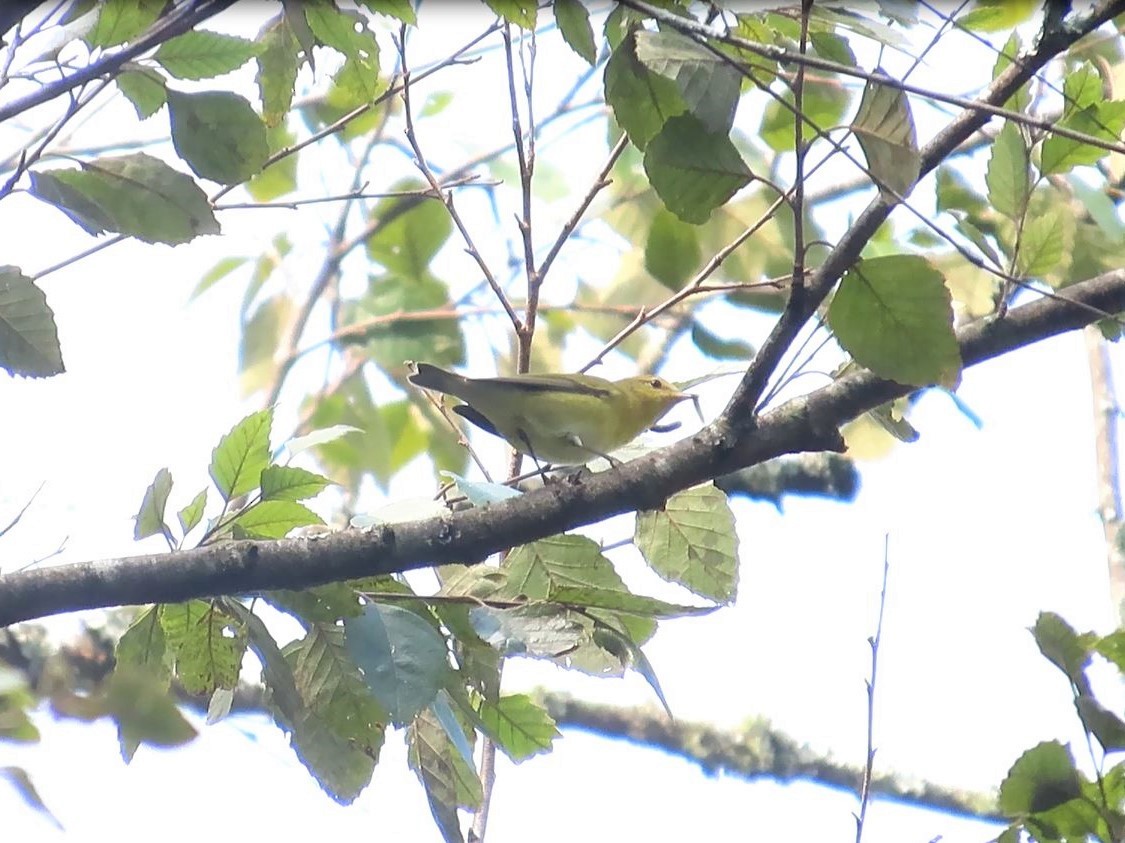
[[998, 740, 1082, 815], [469, 604, 587, 659], [553, 0, 596, 65], [230, 499, 321, 539], [827, 254, 962, 388], [408, 708, 482, 843], [548, 586, 716, 619], [281, 425, 364, 461], [247, 124, 297, 202], [477, 693, 559, 761], [850, 69, 920, 201], [115, 66, 167, 120], [644, 114, 753, 224], [366, 191, 453, 279], [645, 208, 701, 289], [1094, 628, 1125, 674], [306, 2, 379, 63], [115, 606, 168, 684], [286, 624, 388, 752], [591, 622, 672, 717], [760, 78, 851, 152], [28, 153, 220, 244], [167, 89, 269, 185], [1076, 696, 1125, 752], [0, 267, 64, 378], [958, 0, 1038, 33], [133, 467, 173, 541], [260, 465, 333, 502], [348, 274, 465, 371], [159, 601, 247, 696], [1041, 101, 1125, 175], [604, 31, 686, 150], [256, 15, 302, 128], [1016, 206, 1073, 278], [177, 488, 208, 536], [88, 0, 162, 48], [267, 582, 367, 624], [103, 669, 197, 760], [691, 322, 755, 361], [484, 0, 537, 29], [634, 29, 741, 134], [634, 483, 739, 602], [209, 408, 273, 500], [345, 603, 450, 725], [1032, 612, 1092, 690], [154, 29, 262, 80], [357, 0, 417, 25], [986, 122, 1030, 219]]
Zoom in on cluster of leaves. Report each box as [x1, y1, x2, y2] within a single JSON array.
[[996, 613, 1125, 842]]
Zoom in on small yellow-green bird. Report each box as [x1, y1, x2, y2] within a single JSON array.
[[407, 362, 694, 466]]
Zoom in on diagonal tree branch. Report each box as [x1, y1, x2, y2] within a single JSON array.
[[2, 268, 1125, 627]]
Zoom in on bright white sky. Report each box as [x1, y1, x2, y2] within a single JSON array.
[[2, 3, 1124, 842]]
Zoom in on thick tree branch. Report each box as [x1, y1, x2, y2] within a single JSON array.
[[3, 270, 1125, 627], [0, 0, 239, 125]]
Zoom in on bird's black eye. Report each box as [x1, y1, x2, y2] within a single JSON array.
[[649, 378, 662, 388]]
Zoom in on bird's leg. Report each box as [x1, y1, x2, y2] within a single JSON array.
[[518, 430, 555, 483]]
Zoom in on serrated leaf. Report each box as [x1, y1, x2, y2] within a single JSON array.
[[0, 267, 64, 378], [644, 114, 752, 224], [260, 465, 332, 502], [115, 606, 168, 684], [168, 89, 269, 185], [230, 499, 321, 538], [209, 408, 273, 500], [635, 483, 739, 602], [247, 124, 297, 202], [28, 153, 220, 244], [133, 467, 173, 541], [357, 0, 416, 25], [102, 668, 197, 761], [484, 0, 536, 29], [1041, 101, 1125, 175], [154, 30, 262, 80], [553, 0, 596, 65], [827, 254, 962, 388], [256, 15, 301, 128], [177, 488, 208, 536], [477, 693, 559, 761], [851, 69, 919, 201], [408, 708, 482, 843], [634, 29, 740, 134], [998, 740, 1083, 815], [88, 0, 162, 48], [345, 603, 450, 725], [645, 208, 701, 290], [116, 66, 167, 119], [986, 122, 1030, 220], [159, 601, 247, 696], [468, 605, 587, 658], [604, 31, 686, 150], [1016, 207, 1072, 278]]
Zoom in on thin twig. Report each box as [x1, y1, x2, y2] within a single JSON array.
[[854, 536, 891, 843], [399, 29, 522, 335]]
